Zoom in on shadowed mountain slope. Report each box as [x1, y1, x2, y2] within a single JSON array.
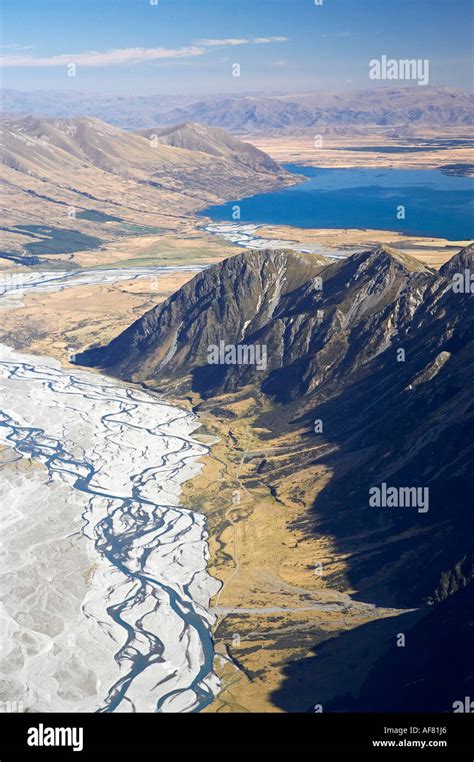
[[271, 582, 474, 712], [76, 244, 474, 608], [75, 248, 330, 381]]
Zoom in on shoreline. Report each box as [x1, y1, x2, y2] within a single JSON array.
[[244, 133, 474, 175], [199, 221, 471, 269], [197, 164, 474, 248]]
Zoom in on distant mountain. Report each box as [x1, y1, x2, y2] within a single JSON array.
[[2, 86, 472, 133], [137, 122, 280, 172], [76, 244, 474, 608], [163, 87, 474, 133], [0, 116, 293, 263], [0, 89, 196, 130], [0, 115, 288, 189]]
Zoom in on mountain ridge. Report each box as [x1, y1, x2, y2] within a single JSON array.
[[136, 122, 281, 173], [75, 243, 474, 608], [2, 86, 472, 132]]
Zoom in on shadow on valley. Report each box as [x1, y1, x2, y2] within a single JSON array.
[[254, 250, 474, 610], [0, 225, 104, 262], [281, 356, 473, 608], [75, 245, 474, 611], [270, 584, 474, 713]]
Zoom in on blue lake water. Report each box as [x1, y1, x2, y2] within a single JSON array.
[[200, 165, 474, 241]]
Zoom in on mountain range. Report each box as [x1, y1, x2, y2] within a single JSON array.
[[2, 86, 472, 133]]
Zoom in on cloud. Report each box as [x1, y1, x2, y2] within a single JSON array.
[[0, 46, 206, 68], [0, 36, 288, 69], [195, 36, 288, 47], [196, 38, 248, 47], [0, 44, 33, 50], [253, 37, 288, 44]]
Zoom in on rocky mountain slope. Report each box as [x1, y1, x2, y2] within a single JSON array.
[[77, 244, 474, 610], [76, 249, 330, 380]]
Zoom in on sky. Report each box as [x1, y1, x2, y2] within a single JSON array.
[[1, 0, 473, 95]]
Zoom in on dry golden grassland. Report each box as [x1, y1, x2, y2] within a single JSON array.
[[245, 131, 474, 172], [180, 392, 405, 713]]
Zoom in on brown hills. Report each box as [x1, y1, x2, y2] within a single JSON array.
[[0, 116, 295, 265]]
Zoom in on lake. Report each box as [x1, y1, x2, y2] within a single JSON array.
[[200, 165, 474, 241]]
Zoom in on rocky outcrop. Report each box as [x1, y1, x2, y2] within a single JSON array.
[[76, 249, 329, 382]]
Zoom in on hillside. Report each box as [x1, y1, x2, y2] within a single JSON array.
[[0, 116, 294, 265], [75, 249, 330, 380], [76, 244, 474, 609], [137, 122, 280, 172]]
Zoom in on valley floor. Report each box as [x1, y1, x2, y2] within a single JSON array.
[[245, 130, 474, 174], [179, 395, 413, 712]]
